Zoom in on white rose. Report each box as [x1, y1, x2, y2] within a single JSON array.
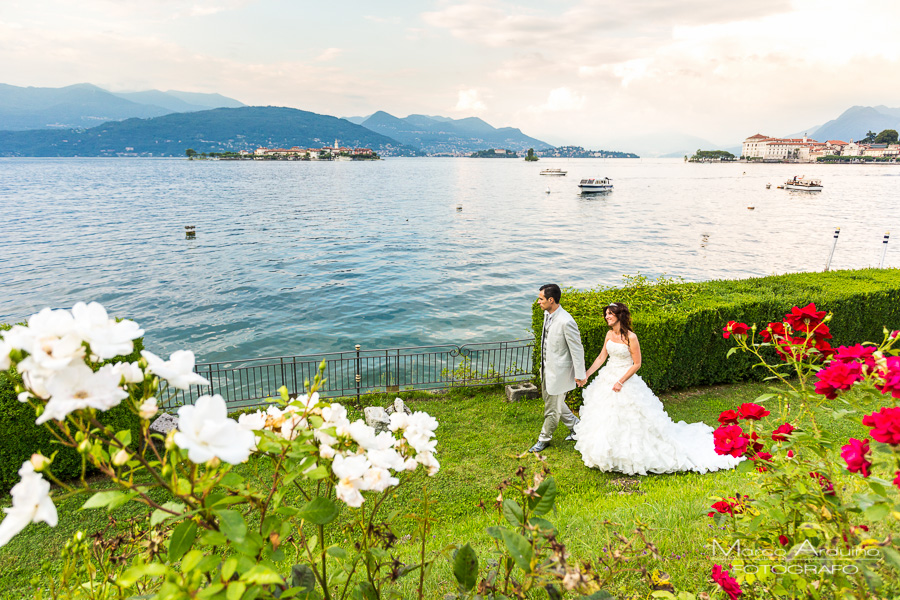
[[142, 350, 210, 390], [0, 462, 57, 547], [174, 395, 255, 464]]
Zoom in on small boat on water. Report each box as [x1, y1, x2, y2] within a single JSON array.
[[540, 168, 567, 176], [578, 177, 613, 193], [783, 176, 823, 191]]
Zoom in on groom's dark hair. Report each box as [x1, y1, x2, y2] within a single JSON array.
[[539, 284, 561, 304]]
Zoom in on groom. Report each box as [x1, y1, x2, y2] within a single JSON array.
[[528, 284, 586, 453]]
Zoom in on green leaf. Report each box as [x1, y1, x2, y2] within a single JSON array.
[[115, 429, 132, 447], [327, 546, 348, 560], [353, 582, 378, 600], [116, 563, 168, 587], [180, 550, 203, 573], [226, 582, 246, 600], [304, 465, 329, 480], [221, 557, 238, 581], [528, 516, 557, 536], [868, 481, 887, 497], [81, 491, 128, 510], [881, 546, 900, 573], [291, 563, 317, 592], [452, 543, 478, 591], [297, 497, 340, 525], [242, 564, 284, 585], [500, 529, 533, 573], [150, 502, 185, 526], [168, 520, 197, 563], [502, 499, 524, 527], [215, 509, 248, 543], [532, 477, 557, 516], [486, 526, 505, 541], [864, 503, 890, 521]]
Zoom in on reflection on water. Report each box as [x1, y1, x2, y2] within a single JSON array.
[[1, 157, 898, 362]]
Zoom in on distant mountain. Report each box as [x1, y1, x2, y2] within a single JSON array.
[[342, 115, 370, 125], [348, 111, 553, 154], [608, 132, 721, 158], [0, 83, 245, 131], [809, 106, 900, 142], [0, 106, 423, 157]]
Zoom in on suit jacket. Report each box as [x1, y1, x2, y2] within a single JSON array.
[[540, 307, 586, 395]]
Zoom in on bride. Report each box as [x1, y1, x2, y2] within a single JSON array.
[[573, 302, 742, 475]]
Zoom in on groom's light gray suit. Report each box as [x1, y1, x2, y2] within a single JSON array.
[[539, 306, 585, 442]]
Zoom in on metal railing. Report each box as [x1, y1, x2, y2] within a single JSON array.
[[165, 338, 535, 409]]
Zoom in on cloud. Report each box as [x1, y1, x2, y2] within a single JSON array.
[[525, 87, 586, 114], [454, 89, 487, 112], [315, 47, 343, 62]]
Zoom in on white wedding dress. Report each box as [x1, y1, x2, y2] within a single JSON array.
[[573, 340, 742, 475]]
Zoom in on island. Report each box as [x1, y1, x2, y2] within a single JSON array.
[[688, 150, 736, 162], [524, 148, 539, 161], [186, 144, 380, 161], [538, 145, 638, 158], [469, 149, 518, 158]]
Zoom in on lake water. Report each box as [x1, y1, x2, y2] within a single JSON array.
[[1, 157, 898, 363]]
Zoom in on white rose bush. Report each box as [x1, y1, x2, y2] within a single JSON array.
[[0, 302, 442, 600]]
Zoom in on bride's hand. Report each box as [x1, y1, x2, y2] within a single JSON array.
[[612, 381, 623, 393]]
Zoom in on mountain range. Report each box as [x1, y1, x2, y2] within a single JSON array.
[[343, 111, 553, 155], [0, 107, 423, 157], [799, 106, 900, 142], [0, 83, 244, 130]]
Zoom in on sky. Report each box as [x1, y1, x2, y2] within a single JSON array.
[[2, 0, 900, 148]]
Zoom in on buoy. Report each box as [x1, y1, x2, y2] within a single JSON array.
[[185, 225, 196, 239], [456, 204, 463, 212], [545, 187, 551, 194]]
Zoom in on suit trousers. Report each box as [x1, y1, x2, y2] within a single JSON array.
[[539, 386, 578, 442]]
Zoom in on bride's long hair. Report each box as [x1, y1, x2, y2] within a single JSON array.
[[606, 302, 634, 345]]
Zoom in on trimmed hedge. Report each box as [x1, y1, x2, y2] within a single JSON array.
[[533, 269, 900, 402], [0, 326, 144, 492]]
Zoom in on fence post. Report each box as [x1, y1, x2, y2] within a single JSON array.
[[880, 232, 890, 268], [355, 344, 361, 404], [824, 227, 840, 271]]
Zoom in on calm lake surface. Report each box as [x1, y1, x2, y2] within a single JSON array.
[[1, 157, 898, 362]]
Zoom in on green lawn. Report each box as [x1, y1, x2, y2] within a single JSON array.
[[0, 381, 885, 599]]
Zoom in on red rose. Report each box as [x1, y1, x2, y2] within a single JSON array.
[[894, 471, 900, 491], [772, 423, 795, 441], [709, 499, 736, 516], [787, 450, 795, 458], [745, 431, 765, 454], [718, 409, 740, 425], [711, 565, 742, 600], [723, 321, 750, 339], [841, 438, 872, 477], [862, 407, 900, 445], [891, 330, 899, 340], [809, 472, 836, 496], [877, 356, 900, 399], [785, 303, 827, 332], [814, 361, 864, 399], [833, 344, 877, 365], [778, 535, 790, 546], [738, 403, 770, 421], [751, 451, 773, 472], [714, 425, 749, 457], [759, 322, 787, 343]]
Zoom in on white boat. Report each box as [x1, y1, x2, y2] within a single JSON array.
[[578, 177, 613, 193], [540, 168, 567, 176], [783, 176, 823, 191]]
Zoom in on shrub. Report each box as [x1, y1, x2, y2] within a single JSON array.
[[0, 325, 144, 492], [533, 269, 900, 401]]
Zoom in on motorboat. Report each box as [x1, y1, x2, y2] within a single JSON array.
[[783, 176, 823, 191], [540, 168, 567, 176], [578, 177, 613, 193]]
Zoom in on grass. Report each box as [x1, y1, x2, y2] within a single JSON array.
[[0, 380, 886, 599]]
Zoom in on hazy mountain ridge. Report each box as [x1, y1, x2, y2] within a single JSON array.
[[808, 106, 900, 142], [0, 83, 245, 130], [346, 111, 554, 154], [0, 106, 423, 157]]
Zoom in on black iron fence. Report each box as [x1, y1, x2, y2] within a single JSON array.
[[165, 338, 535, 409]]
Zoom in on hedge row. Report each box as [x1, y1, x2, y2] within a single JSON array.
[[0, 325, 144, 492], [532, 269, 900, 402]]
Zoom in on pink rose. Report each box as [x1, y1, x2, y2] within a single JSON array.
[[814, 361, 864, 399], [841, 438, 872, 477], [809, 472, 836, 496], [862, 407, 900, 445], [714, 425, 748, 457], [877, 356, 900, 399]]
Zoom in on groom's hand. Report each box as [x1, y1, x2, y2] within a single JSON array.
[[575, 378, 586, 387]]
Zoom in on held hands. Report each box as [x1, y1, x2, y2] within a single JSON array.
[[575, 378, 587, 387]]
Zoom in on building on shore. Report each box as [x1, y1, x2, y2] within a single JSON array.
[[742, 134, 899, 162], [253, 144, 376, 160]]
